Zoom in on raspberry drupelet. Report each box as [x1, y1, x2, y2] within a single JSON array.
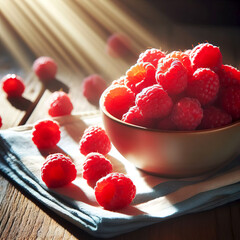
[[1, 74, 25, 97], [94, 172, 136, 210], [79, 126, 111, 156], [156, 57, 188, 95], [83, 152, 113, 182], [187, 68, 220, 106], [170, 97, 203, 131], [136, 84, 173, 119], [41, 153, 77, 188], [32, 119, 61, 149], [190, 43, 222, 72], [48, 91, 73, 117], [137, 48, 166, 68]]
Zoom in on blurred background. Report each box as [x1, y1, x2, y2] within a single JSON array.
[[0, 0, 239, 100]]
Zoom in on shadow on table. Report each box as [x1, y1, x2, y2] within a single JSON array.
[[43, 77, 69, 93], [7, 96, 33, 111]]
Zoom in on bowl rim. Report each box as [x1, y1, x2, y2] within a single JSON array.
[[99, 89, 240, 135]]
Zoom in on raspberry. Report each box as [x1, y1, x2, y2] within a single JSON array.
[[136, 84, 173, 119], [112, 76, 126, 86], [106, 33, 131, 58], [156, 57, 188, 95], [125, 62, 156, 94], [187, 68, 220, 105], [83, 152, 112, 182], [184, 49, 192, 56], [190, 43, 222, 72], [121, 105, 154, 128], [199, 106, 232, 129], [79, 126, 111, 156], [94, 173, 136, 210], [1, 74, 25, 97], [217, 64, 240, 88], [103, 85, 135, 119], [156, 117, 176, 131], [41, 153, 77, 188], [170, 97, 203, 130], [219, 85, 240, 120], [137, 48, 166, 68], [0, 116, 2, 128], [82, 74, 108, 106], [166, 51, 193, 77], [48, 91, 73, 117], [32, 119, 61, 149], [33, 56, 57, 81]]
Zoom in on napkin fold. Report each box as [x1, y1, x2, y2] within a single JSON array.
[[0, 112, 240, 238]]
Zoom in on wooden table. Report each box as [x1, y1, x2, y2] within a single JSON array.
[[0, 1, 239, 239]]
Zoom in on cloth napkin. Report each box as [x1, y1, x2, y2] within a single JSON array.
[[0, 111, 240, 238]]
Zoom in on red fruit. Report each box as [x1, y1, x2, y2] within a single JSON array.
[[125, 62, 156, 94], [156, 117, 176, 131], [137, 48, 166, 68], [190, 43, 222, 72], [171, 97, 203, 130], [199, 106, 232, 129], [156, 57, 188, 95], [0, 116, 2, 128], [166, 51, 193, 77], [121, 105, 154, 128], [33, 56, 57, 81], [82, 74, 108, 106], [103, 85, 135, 119], [48, 91, 73, 117], [83, 152, 112, 182], [32, 119, 61, 149], [79, 126, 111, 156], [219, 85, 240, 120], [1, 74, 25, 97], [217, 64, 240, 88], [41, 153, 77, 188], [136, 84, 173, 119], [187, 68, 220, 105], [112, 76, 126, 86], [106, 33, 131, 58], [94, 173, 136, 210]]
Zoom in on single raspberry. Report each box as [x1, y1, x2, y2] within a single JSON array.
[[156, 117, 176, 131], [137, 48, 166, 68], [82, 74, 108, 106], [48, 91, 73, 117], [79, 126, 111, 156], [166, 51, 193, 77], [136, 84, 173, 119], [94, 173, 136, 210], [121, 105, 154, 128], [184, 49, 192, 56], [106, 33, 131, 58], [103, 85, 135, 119], [190, 43, 222, 72], [170, 97, 203, 130], [1, 74, 25, 97], [199, 106, 232, 129], [156, 57, 188, 95], [187, 68, 220, 105], [32, 119, 61, 149], [219, 85, 240, 120], [0, 116, 2, 129], [83, 152, 113, 182], [33, 56, 57, 81], [125, 62, 156, 94], [41, 153, 77, 188], [217, 64, 240, 88]]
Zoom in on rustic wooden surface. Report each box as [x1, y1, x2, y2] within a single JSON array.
[[0, 0, 240, 239]]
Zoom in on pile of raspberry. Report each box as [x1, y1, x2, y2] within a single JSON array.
[[103, 43, 240, 131]]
